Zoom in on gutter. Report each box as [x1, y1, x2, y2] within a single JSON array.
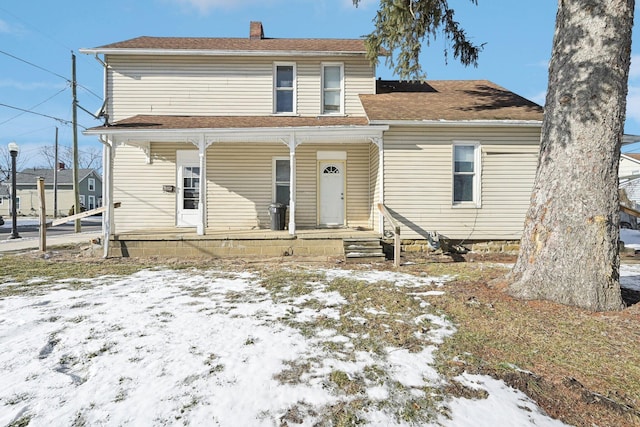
[[78, 48, 367, 57], [367, 119, 543, 128], [83, 124, 389, 137]]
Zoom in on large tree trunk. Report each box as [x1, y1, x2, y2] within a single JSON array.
[[509, 0, 634, 311]]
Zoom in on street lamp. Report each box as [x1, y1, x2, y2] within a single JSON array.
[[7, 141, 20, 240]]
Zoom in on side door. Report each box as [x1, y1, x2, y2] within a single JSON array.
[[176, 150, 200, 227]]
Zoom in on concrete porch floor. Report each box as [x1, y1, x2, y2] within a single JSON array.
[[108, 227, 382, 258]]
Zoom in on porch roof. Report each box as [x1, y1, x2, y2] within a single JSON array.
[[88, 115, 369, 131], [84, 115, 386, 142]]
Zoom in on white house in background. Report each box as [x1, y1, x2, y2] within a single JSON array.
[[81, 21, 545, 248]]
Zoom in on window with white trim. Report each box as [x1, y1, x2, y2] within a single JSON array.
[[88, 177, 96, 192], [273, 158, 290, 205], [321, 63, 344, 114], [274, 63, 296, 114], [453, 142, 481, 206], [79, 195, 85, 207]]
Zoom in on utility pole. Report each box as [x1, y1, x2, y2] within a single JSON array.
[[53, 126, 58, 218], [72, 52, 81, 232]]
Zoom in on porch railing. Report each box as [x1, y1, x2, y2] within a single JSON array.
[[377, 203, 401, 267]]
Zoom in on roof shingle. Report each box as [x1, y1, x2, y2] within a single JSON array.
[[92, 36, 367, 54], [360, 80, 543, 122]]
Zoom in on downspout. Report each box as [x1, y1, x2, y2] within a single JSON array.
[[371, 137, 384, 234], [99, 135, 114, 258], [288, 134, 298, 235], [197, 135, 208, 236]]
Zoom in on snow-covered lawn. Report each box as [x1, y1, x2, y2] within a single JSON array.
[[0, 266, 584, 426], [0, 269, 562, 426]]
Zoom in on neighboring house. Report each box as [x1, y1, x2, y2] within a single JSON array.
[[0, 183, 8, 216], [620, 153, 640, 210], [81, 21, 543, 243], [8, 167, 102, 217]]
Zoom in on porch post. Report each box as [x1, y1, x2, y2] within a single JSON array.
[[372, 137, 385, 234], [288, 137, 297, 235], [197, 136, 207, 236], [102, 138, 114, 258]]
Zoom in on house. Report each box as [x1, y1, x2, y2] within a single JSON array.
[[81, 22, 544, 256], [0, 184, 8, 217], [620, 152, 640, 210], [5, 166, 102, 217]]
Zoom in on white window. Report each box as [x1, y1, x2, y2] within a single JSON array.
[[274, 63, 296, 114], [79, 195, 85, 207], [14, 196, 20, 211], [88, 195, 95, 210], [273, 157, 290, 205], [88, 177, 96, 192], [453, 142, 481, 207], [321, 63, 344, 114]]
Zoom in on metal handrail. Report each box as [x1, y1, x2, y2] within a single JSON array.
[[377, 203, 400, 267]]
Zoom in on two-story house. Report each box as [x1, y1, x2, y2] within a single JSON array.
[[82, 22, 543, 255], [6, 166, 102, 217]]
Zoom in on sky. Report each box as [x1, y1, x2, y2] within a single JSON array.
[[0, 0, 639, 170], [0, 264, 580, 426]]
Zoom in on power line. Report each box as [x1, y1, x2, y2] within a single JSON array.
[[0, 86, 69, 126], [0, 103, 71, 125], [0, 49, 102, 100], [0, 49, 69, 83], [77, 83, 102, 100]]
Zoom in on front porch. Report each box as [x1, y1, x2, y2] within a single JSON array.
[[108, 227, 384, 260]]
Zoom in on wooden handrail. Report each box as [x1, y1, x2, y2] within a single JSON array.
[[377, 203, 401, 267]]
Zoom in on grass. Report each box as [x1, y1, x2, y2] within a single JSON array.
[[425, 263, 640, 427], [2, 251, 639, 426]]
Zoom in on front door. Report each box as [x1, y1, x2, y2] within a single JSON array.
[[319, 161, 345, 226], [177, 150, 200, 227]]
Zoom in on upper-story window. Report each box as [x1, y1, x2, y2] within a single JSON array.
[[88, 177, 96, 192], [274, 63, 296, 114], [322, 63, 344, 114]]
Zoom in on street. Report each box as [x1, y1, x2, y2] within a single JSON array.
[[0, 216, 102, 240]]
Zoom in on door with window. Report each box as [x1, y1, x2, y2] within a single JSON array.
[[319, 161, 345, 226], [177, 150, 200, 227]]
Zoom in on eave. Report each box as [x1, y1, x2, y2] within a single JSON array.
[[78, 48, 367, 57], [367, 119, 543, 128]]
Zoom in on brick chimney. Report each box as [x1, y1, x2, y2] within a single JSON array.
[[250, 21, 264, 40]]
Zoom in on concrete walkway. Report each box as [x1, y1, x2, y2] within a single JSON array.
[[0, 231, 101, 254]]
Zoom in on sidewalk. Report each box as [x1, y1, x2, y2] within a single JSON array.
[[0, 231, 102, 254]]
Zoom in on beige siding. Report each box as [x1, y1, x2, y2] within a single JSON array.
[[111, 141, 375, 231], [206, 143, 288, 229], [13, 188, 75, 217], [113, 143, 183, 231], [206, 142, 373, 230], [369, 142, 380, 231], [107, 55, 374, 121], [383, 126, 541, 240]]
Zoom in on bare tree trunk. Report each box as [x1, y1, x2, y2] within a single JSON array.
[[509, 0, 634, 311]]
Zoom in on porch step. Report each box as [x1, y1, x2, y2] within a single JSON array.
[[343, 238, 386, 263]]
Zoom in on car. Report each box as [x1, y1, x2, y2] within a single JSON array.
[[620, 211, 639, 229]]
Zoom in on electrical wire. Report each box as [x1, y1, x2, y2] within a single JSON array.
[[0, 86, 69, 126], [0, 103, 71, 125], [0, 49, 69, 83]]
